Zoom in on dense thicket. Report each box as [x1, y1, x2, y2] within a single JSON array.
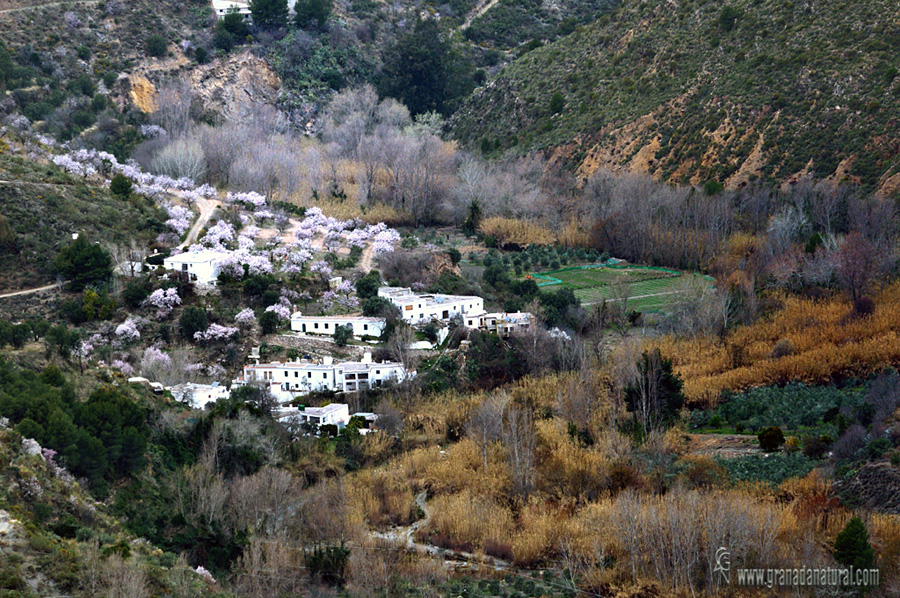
[[0, 361, 148, 490]]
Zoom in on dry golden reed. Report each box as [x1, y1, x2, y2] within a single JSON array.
[[649, 283, 900, 403], [479, 217, 556, 247]]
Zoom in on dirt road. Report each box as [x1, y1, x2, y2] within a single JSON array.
[[178, 197, 220, 249], [0, 283, 58, 299], [0, 0, 97, 14], [461, 0, 500, 29]]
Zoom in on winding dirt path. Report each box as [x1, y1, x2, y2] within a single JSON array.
[[371, 491, 511, 570], [0, 283, 57, 299], [0, 0, 97, 14], [178, 197, 220, 250], [461, 0, 500, 29], [359, 243, 375, 272]]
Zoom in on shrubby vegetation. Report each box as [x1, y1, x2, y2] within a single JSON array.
[[0, 361, 148, 492], [454, 0, 900, 194]]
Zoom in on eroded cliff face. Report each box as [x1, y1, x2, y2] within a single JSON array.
[[128, 74, 158, 113], [125, 50, 282, 122], [187, 50, 282, 120]]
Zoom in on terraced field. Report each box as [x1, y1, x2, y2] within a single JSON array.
[[532, 264, 710, 312]]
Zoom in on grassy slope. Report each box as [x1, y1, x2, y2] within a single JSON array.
[[452, 0, 900, 193], [536, 265, 709, 310], [0, 152, 165, 289]]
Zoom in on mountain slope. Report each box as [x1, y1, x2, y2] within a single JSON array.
[[0, 152, 165, 290], [451, 0, 900, 194]]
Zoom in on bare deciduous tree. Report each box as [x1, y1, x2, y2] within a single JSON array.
[[230, 539, 305, 598], [228, 466, 302, 538], [152, 79, 194, 138], [465, 393, 508, 469], [503, 404, 535, 497], [100, 555, 151, 598], [150, 137, 207, 181], [374, 399, 404, 436]]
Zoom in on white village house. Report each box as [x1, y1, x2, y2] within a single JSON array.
[[275, 405, 379, 435], [378, 286, 485, 325], [290, 312, 386, 340], [211, 0, 251, 19], [232, 351, 413, 402], [465, 311, 535, 338], [162, 250, 222, 286], [280, 403, 351, 429], [168, 382, 230, 410]]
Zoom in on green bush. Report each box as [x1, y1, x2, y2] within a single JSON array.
[[179, 306, 209, 341], [55, 236, 113, 292], [109, 173, 132, 197], [833, 517, 875, 570], [355, 270, 382, 299], [333, 324, 352, 346], [758, 426, 785, 452], [250, 0, 288, 29], [548, 91, 565, 114], [294, 0, 332, 28], [146, 34, 168, 57], [259, 310, 280, 334]]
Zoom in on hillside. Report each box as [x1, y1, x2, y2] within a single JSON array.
[[0, 152, 165, 290], [452, 0, 900, 194]]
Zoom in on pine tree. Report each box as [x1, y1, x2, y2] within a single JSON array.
[[834, 517, 876, 570], [249, 0, 288, 29], [294, 0, 332, 29], [377, 18, 474, 116]]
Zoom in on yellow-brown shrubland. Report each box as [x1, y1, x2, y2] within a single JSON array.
[[650, 283, 900, 403], [479, 217, 556, 247]]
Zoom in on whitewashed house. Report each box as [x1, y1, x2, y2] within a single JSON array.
[[290, 312, 386, 340], [378, 286, 485, 324], [211, 0, 251, 19], [168, 382, 230, 409], [163, 250, 222, 286], [232, 352, 413, 402], [297, 404, 350, 427], [465, 311, 535, 338]]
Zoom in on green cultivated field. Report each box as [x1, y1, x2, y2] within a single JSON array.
[[532, 265, 710, 312]]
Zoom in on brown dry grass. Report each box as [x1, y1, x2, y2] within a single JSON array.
[[479, 217, 556, 247]]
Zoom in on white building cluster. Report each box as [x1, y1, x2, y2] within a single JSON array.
[[231, 351, 413, 403], [376, 286, 534, 337], [168, 382, 230, 409], [211, 0, 251, 19], [378, 286, 485, 324]]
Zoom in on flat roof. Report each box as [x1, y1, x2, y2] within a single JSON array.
[[245, 359, 404, 370], [483, 312, 533, 321], [378, 286, 483, 308], [164, 249, 223, 264], [211, 0, 250, 11], [291, 313, 384, 323], [301, 404, 348, 417]]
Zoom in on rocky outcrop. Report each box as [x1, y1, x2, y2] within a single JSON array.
[[836, 462, 900, 514], [187, 50, 282, 121], [128, 74, 157, 112], [126, 50, 282, 122]]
